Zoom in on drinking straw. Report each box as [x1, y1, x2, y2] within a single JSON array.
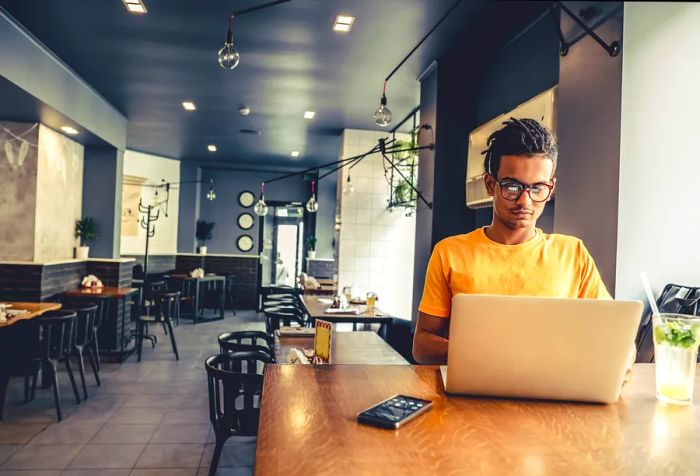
[[640, 271, 660, 316]]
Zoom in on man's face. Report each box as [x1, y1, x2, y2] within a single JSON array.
[[484, 154, 555, 230]]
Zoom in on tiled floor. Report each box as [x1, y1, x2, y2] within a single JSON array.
[[0, 310, 264, 476]]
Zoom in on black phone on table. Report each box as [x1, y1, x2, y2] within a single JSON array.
[[357, 394, 432, 429]]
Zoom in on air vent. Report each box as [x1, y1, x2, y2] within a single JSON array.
[[239, 129, 262, 135]]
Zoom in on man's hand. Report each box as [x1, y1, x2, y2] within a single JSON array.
[[412, 312, 450, 364]]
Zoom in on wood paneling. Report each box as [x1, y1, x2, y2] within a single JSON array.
[[256, 364, 700, 475]]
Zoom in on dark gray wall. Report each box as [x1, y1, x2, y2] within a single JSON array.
[[81, 147, 123, 258], [177, 162, 201, 253], [315, 173, 337, 259], [198, 168, 315, 255], [0, 9, 127, 149], [553, 6, 623, 295]]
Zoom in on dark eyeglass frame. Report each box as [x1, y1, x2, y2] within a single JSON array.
[[492, 176, 555, 203]]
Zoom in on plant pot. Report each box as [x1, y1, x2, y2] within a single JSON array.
[[75, 246, 90, 259], [198, 246, 208, 255], [307, 250, 316, 259]]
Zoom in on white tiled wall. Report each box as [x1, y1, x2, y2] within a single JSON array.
[[337, 129, 416, 320]]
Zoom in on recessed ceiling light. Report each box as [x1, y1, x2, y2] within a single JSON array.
[[291, 151, 300, 158], [207, 145, 217, 152], [123, 0, 147, 14], [303, 111, 316, 119], [239, 106, 251, 116], [60, 126, 79, 135], [333, 14, 355, 33], [182, 101, 196, 111]]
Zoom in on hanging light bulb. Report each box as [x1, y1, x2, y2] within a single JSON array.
[[218, 15, 240, 69], [254, 182, 269, 216], [372, 81, 392, 127], [206, 180, 216, 201], [306, 179, 319, 213], [343, 175, 355, 195]]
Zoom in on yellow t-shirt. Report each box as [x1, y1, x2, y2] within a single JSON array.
[[419, 227, 611, 318]]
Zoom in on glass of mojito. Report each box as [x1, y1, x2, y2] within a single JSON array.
[[653, 313, 700, 405]]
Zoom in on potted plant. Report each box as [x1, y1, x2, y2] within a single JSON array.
[[305, 236, 317, 259], [75, 217, 98, 259], [196, 220, 215, 254]]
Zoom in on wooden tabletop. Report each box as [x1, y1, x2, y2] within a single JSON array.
[[275, 331, 408, 365], [0, 302, 62, 328], [63, 286, 138, 298], [255, 364, 700, 475], [300, 294, 394, 324]]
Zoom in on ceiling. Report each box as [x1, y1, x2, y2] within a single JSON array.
[[0, 0, 544, 168]]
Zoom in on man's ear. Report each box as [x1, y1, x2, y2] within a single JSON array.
[[548, 177, 557, 201], [484, 173, 495, 197]]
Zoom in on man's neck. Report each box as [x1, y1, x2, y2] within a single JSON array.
[[484, 220, 536, 245]]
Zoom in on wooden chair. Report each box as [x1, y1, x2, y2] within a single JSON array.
[[60, 301, 101, 399], [218, 331, 275, 361], [137, 291, 180, 361]]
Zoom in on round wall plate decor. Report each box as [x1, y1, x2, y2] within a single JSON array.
[[237, 235, 254, 252], [238, 212, 254, 230], [238, 191, 255, 208]]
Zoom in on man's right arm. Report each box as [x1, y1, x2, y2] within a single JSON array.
[[412, 311, 450, 364]]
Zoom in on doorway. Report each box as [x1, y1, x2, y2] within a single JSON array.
[[258, 202, 305, 290]]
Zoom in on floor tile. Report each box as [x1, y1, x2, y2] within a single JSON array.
[[27, 424, 102, 445], [0, 470, 62, 475], [196, 467, 253, 476], [200, 438, 256, 469], [0, 447, 21, 465], [130, 469, 197, 476], [121, 395, 175, 409], [1, 445, 83, 470], [0, 424, 49, 445], [150, 425, 210, 444], [135, 444, 204, 469], [91, 424, 157, 445], [61, 470, 130, 476], [68, 444, 145, 469], [109, 408, 167, 425], [162, 409, 208, 425]]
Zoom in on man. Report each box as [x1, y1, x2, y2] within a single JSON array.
[[413, 118, 611, 365]]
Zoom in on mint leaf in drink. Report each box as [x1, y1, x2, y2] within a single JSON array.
[[654, 321, 700, 349]]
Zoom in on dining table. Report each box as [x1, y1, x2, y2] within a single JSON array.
[[255, 363, 700, 475], [274, 331, 408, 365], [63, 286, 138, 362], [300, 294, 395, 334], [0, 302, 62, 328], [166, 274, 225, 323]]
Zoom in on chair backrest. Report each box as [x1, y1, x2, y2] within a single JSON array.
[[37, 310, 77, 360], [153, 291, 180, 323], [264, 310, 302, 333], [218, 331, 275, 361], [205, 351, 272, 437], [59, 302, 98, 348]]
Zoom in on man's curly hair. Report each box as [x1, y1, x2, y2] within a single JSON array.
[[482, 118, 557, 179]]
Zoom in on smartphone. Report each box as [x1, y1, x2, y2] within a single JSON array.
[[357, 394, 432, 429]]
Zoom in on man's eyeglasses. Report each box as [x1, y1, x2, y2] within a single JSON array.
[[493, 177, 554, 203]]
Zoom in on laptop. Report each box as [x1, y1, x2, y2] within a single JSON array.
[[443, 294, 643, 404]]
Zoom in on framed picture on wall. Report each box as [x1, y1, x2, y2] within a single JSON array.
[[238, 191, 255, 208], [237, 234, 254, 252], [238, 212, 254, 230]]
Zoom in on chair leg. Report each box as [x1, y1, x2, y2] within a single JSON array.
[[137, 322, 144, 362], [86, 346, 101, 386], [0, 374, 9, 421], [166, 320, 179, 361], [162, 322, 169, 336], [209, 436, 225, 476], [49, 362, 62, 421], [76, 348, 89, 400], [92, 328, 101, 370], [24, 375, 31, 404], [64, 358, 81, 404], [29, 362, 40, 402]]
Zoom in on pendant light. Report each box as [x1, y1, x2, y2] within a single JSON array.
[[218, 15, 240, 69], [372, 81, 392, 127], [206, 180, 217, 201], [343, 175, 355, 195], [306, 180, 319, 213], [254, 182, 269, 216]]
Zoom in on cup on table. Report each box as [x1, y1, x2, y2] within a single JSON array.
[[652, 313, 700, 405], [342, 286, 352, 304], [366, 292, 377, 312]]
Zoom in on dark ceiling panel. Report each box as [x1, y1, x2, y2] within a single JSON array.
[[0, 0, 546, 167]]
